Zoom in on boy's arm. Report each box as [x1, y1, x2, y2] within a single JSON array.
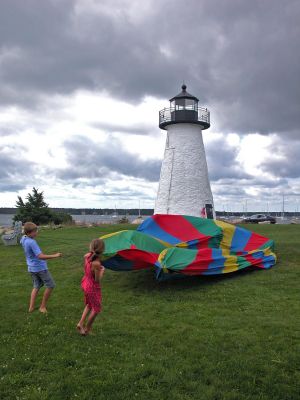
[[93, 261, 105, 283], [38, 252, 62, 260], [30, 240, 62, 260]]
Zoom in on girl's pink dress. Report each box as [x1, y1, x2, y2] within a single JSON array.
[[81, 253, 102, 314]]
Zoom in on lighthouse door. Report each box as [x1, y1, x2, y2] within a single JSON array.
[[205, 204, 214, 219]]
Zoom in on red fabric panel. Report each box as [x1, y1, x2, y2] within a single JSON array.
[[118, 249, 158, 270], [181, 248, 213, 275], [244, 254, 264, 268], [244, 233, 269, 251], [154, 215, 209, 243]]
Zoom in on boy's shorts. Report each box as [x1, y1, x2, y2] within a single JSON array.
[[30, 270, 56, 289]]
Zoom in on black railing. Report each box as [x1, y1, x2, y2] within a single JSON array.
[[159, 106, 210, 129]]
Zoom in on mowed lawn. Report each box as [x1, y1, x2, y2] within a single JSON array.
[[0, 223, 299, 400]]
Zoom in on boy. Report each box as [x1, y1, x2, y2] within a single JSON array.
[[20, 222, 62, 313]]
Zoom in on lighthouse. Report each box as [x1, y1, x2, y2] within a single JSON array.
[[154, 84, 215, 218]]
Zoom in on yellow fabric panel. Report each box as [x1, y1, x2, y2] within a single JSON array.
[[156, 238, 173, 248], [100, 230, 128, 240], [214, 220, 235, 250], [176, 242, 189, 248], [157, 249, 169, 274], [221, 250, 239, 273]]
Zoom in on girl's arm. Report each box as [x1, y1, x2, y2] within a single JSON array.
[[93, 261, 105, 283]]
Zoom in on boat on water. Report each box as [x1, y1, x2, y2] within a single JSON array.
[[112, 205, 118, 218], [132, 202, 144, 224]]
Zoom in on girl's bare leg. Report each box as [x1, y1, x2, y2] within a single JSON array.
[[39, 288, 53, 313], [77, 306, 90, 335], [85, 310, 98, 334], [29, 288, 39, 312]]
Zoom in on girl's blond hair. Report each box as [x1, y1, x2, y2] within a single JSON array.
[[89, 238, 105, 261]]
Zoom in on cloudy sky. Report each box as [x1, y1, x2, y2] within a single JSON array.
[[1, 0, 300, 212]]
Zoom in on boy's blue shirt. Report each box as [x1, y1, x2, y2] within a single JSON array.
[[20, 235, 48, 272]]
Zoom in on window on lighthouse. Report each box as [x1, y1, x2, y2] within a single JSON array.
[[185, 99, 197, 110], [174, 99, 185, 110]]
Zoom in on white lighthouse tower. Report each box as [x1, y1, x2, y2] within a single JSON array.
[[155, 84, 215, 218]]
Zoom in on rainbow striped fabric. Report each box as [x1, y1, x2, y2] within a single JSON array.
[[101, 215, 276, 281]]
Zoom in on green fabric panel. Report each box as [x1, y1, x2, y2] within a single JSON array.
[[184, 215, 223, 248], [102, 230, 166, 256], [159, 247, 198, 271], [184, 215, 222, 237], [260, 239, 274, 251], [236, 256, 252, 270]]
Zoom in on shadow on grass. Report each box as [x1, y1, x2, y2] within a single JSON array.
[[110, 266, 265, 294]]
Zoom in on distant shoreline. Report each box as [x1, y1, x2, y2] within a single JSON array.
[[0, 207, 299, 218], [0, 213, 146, 228]]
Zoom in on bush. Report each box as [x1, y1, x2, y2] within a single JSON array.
[[118, 216, 130, 224], [51, 212, 74, 225], [14, 187, 73, 226]]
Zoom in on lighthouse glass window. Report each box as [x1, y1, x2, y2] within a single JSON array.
[[175, 98, 185, 110], [185, 99, 197, 110]]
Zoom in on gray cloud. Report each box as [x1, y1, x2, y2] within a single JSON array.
[[0, 145, 35, 192], [213, 185, 247, 198], [261, 137, 300, 179], [206, 134, 298, 202], [94, 187, 155, 201], [0, 0, 299, 137], [55, 135, 161, 183], [91, 122, 154, 136], [0, 127, 20, 137], [1, 132, 295, 197], [57, 134, 253, 187], [206, 138, 251, 181]]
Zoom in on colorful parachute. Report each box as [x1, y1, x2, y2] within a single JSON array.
[[101, 215, 276, 281]]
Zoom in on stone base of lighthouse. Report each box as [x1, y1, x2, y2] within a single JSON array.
[[154, 123, 215, 218]]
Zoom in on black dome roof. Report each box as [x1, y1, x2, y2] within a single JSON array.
[[169, 84, 199, 102]]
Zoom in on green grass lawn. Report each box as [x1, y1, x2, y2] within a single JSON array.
[[0, 224, 299, 400]]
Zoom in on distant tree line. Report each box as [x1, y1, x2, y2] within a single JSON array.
[[49, 208, 155, 216], [1, 206, 155, 216]]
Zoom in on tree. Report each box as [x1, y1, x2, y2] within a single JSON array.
[[14, 187, 72, 225]]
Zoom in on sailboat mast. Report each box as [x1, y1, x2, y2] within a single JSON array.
[[282, 194, 285, 219]]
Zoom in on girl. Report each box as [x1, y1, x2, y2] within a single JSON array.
[[77, 238, 105, 336]]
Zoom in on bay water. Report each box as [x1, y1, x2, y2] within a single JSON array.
[[0, 214, 142, 227]]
